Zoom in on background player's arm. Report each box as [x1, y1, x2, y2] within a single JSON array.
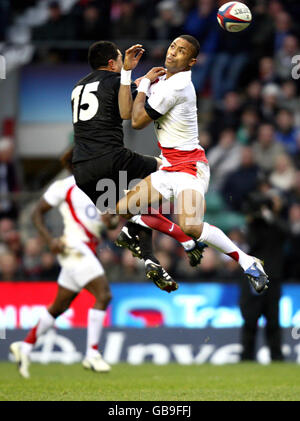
[[132, 67, 166, 130], [119, 44, 144, 120], [32, 198, 64, 254], [101, 212, 120, 230]]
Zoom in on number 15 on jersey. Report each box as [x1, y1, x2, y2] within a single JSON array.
[[71, 81, 100, 123]]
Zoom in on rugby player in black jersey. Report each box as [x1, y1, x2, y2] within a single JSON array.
[[72, 41, 206, 293]]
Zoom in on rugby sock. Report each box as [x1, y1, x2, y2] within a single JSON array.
[[198, 222, 254, 270], [22, 309, 55, 354], [86, 308, 106, 358], [131, 208, 196, 251], [124, 221, 160, 263]]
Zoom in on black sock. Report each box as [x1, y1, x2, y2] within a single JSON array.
[[125, 221, 142, 238], [125, 222, 159, 263]]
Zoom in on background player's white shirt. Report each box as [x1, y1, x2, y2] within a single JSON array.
[[147, 70, 201, 151], [43, 175, 103, 258]]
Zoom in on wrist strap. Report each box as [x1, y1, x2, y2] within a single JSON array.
[[138, 78, 151, 94], [120, 68, 132, 85]]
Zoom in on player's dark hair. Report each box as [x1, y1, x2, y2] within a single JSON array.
[[88, 41, 119, 70], [178, 35, 200, 58]]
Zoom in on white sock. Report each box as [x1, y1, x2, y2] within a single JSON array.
[[86, 308, 106, 358], [181, 239, 196, 251], [199, 222, 254, 271], [130, 215, 149, 228], [22, 309, 55, 355]]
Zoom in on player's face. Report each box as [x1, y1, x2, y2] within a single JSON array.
[[114, 50, 123, 73], [165, 38, 197, 73]]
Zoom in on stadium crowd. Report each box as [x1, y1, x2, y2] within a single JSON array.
[[0, 0, 300, 283]]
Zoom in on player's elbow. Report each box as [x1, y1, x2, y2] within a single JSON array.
[[120, 110, 132, 120], [131, 118, 144, 130]]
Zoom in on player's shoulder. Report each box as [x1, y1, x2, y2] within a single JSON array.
[[166, 70, 193, 92], [74, 70, 119, 87], [49, 175, 75, 192]]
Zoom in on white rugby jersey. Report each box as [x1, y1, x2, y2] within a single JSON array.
[[146, 70, 201, 151], [43, 175, 102, 254]]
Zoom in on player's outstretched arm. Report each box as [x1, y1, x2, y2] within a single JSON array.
[[132, 67, 166, 130], [119, 44, 144, 120], [32, 198, 64, 254]]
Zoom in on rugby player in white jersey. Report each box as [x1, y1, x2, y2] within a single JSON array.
[[10, 150, 118, 378], [116, 35, 269, 294]]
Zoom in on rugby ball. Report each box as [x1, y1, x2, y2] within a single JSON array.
[[217, 1, 252, 32]]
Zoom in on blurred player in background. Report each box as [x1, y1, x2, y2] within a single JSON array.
[[117, 35, 269, 294], [71, 40, 207, 293], [10, 149, 118, 378]]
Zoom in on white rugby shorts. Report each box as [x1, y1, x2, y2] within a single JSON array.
[[57, 242, 105, 293], [151, 161, 210, 200]]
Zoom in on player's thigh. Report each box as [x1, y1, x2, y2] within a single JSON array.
[[116, 174, 163, 216], [48, 283, 78, 316], [71, 253, 106, 292], [114, 149, 158, 183], [177, 189, 205, 228], [84, 274, 112, 302]]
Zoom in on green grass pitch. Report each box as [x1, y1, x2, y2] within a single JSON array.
[[0, 362, 300, 401]]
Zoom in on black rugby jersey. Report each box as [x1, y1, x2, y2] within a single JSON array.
[[72, 70, 136, 163]]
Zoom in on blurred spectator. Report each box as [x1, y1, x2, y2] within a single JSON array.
[[275, 108, 299, 155], [252, 123, 285, 173], [208, 91, 242, 142], [285, 203, 300, 281], [243, 80, 262, 110], [199, 130, 212, 152], [0, 251, 23, 281], [260, 83, 281, 125], [22, 237, 43, 280], [275, 34, 300, 81], [286, 170, 300, 206], [236, 108, 260, 145], [0, 218, 22, 259], [273, 11, 294, 52], [239, 183, 287, 362], [32, 1, 75, 41], [211, 23, 250, 100], [219, 228, 248, 282], [279, 81, 300, 126], [120, 249, 145, 282], [39, 252, 60, 280], [75, 5, 106, 41], [222, 146, 260, 211], [111, 0, 148, 39], [0, 0, 10, 41], [207, 128, 241, 191], [149, 1, 183, 41], [99, 246, 121, 281], [0, 138, 19, 220], [258, 57, 280, 86], [183, 0, 219, 94], [250, 1, 275, 60], [197, 248, 221, 280], [269, 153, 296, 192]]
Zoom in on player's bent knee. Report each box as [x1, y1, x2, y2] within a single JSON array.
[[180, 222, 203, 239]]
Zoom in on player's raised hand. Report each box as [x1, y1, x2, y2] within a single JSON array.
[[123, 44, 145, 71], [144, 67, 166, 83]]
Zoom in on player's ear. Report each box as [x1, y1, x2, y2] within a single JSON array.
[[108, 58, 115, 70], [189, 57, 197, 68]]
